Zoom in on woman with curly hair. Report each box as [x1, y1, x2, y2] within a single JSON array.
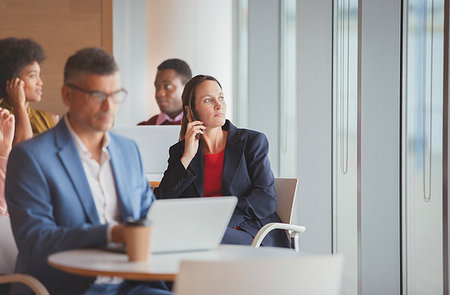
[[0, 37, 57, 144]]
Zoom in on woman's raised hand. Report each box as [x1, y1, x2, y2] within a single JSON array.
[[6, 78, 27, 108], [5, 78, 33, 145], [181, 120, 205, 169], [0, 108, 14, 157]]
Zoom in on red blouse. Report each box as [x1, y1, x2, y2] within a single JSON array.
[[203, 149, 225, 197]]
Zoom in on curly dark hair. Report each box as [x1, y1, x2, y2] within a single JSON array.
[[0, 37, 46, 98], [64, 47, 118, 84], [157, 58, 192, 84]]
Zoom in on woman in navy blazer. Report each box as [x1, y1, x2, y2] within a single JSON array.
[[155, 75, 290, 248]]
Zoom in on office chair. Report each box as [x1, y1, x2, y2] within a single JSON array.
[[251, 178, 306, 252], [174, 254, 343, 295], [0, 215, 50, 295], [151, 178, 306, 251]]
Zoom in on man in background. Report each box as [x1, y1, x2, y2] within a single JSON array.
[[138, 58, 192, 125]]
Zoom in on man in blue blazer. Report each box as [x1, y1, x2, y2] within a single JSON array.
[[5, 48, 171, 295]]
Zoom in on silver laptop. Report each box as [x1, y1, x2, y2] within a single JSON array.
[[147, 197, 237, 254], [111, 125, 180, 176]]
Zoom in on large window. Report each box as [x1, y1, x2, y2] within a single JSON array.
[[279, 0, 297, 177]]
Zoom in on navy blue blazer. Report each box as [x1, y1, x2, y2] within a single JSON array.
[[156, 120, 290, 248], [5, 119, 154, 295]]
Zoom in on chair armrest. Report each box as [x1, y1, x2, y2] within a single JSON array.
[[0, 274, 50, 295], [251, 223, 306, 252]]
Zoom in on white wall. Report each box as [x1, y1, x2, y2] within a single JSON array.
[[113, 0, 149, 126], [296, 0, 333, 255], [146, 0, 233, 123], [247, 0, 280, 176], [360, 0, 401, 293], [113, 0, 233, 126]]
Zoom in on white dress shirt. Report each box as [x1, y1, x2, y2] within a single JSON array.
[[65, 116, 123, 284]]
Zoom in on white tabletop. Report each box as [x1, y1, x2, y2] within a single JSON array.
[[48, 245, 297, 281]]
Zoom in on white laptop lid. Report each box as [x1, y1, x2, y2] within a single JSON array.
[[111, 126, 180, 176], [147, 197, 237, 254]]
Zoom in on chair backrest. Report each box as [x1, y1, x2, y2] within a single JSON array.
[[174, 254, 343, 295], [274, 178, 298, 224], [0, 216, 18, 274], [0, 217, 52, 295]]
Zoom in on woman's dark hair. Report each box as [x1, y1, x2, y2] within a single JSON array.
[[179, 75, 222, 140], [0, 37, 46, 98]]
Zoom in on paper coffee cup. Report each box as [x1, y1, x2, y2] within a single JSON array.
[[124, 218, 152, 262]]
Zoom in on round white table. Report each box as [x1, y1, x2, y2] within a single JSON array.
[[48, 245, 298, 281]]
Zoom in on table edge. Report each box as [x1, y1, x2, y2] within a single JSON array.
[[47, 260, 176, 281]]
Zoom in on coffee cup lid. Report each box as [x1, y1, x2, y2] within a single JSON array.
[[125, 217, 152, 226]]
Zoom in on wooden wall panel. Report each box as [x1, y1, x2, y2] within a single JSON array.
[[0, 0, 112, 115]]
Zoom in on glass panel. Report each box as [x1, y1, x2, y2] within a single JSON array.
[[279, 0, 297, 177], [332, 0, 359, 293], [233, 0, 249, 127], [403, 0, 445, 293]]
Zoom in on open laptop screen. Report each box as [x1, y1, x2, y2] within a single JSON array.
[[111, 125, 180, 176], [147, 197, 237, 253]]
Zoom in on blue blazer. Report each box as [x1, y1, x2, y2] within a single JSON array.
[[156, 120, 290, 248], [5, 119, 154, 295]]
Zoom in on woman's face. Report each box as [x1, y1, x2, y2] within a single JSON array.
[[194, 80, 226, 128], [18, 61, 43, 102]]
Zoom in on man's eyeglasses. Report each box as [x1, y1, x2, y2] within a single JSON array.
[[66, 84, 128, 104]]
